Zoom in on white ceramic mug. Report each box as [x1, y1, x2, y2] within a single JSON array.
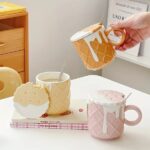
[[36, 72, 70, 115]]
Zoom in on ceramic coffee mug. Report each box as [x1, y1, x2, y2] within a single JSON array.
[[88, 90, 142, 140], [70, 22, 125, 70], [36, 72, 70, 115]]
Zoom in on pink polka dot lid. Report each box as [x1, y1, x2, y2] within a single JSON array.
[[90, 90, 125, 104]]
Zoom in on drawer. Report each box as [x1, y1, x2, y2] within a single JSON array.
[[0, 28, 24, 55], [0, 50, 24, 72], [19, 72, 25, 83]]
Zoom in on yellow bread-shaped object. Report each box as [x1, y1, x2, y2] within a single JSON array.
[[0, 67, 22, 99], [36, 72, 71, 115], [13, 82, 49, 118], [14, 82, 49, 106], [73, 32, 115, 70], [71, 23, 116, 70], [46, 79, 70, 115]]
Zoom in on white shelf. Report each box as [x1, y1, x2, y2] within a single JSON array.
[[116, 51, 150, 69]]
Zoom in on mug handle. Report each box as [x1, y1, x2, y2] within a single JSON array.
[[105, 27, 126, 46], [124, 105, 142, 126]]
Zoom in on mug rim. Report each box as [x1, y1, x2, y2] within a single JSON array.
[[36, 71, 70, 84], [70, 23, 104, 42], [89, 90, 126, 106]]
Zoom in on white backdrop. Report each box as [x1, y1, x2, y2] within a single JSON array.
[[6, 0, 108, 81]]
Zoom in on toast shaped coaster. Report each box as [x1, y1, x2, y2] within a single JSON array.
[[13, 82, 49, 119], [70, 23, 125, 70]]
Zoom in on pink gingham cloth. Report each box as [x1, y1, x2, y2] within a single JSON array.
[[10, 122, 88, 130]]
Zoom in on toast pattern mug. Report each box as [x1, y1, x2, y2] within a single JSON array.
[[88, 90, 142, 140], [36, 72, 70, 115], [70, 22, 125, 70]]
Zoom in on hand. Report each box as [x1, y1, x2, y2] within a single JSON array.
[[111, 12, 150, 51]]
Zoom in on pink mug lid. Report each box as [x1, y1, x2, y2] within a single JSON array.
[[89, 90, 125, 105]]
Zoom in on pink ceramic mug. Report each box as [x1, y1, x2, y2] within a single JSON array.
[[88, 90, 142, 140]]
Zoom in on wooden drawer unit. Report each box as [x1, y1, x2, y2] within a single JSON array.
[[0, 50, 24, 72], [0, 28, 24, 55], [19, 72, 25, 82], [0, 4, 29, 83]]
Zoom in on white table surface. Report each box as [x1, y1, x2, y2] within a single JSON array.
[[0, 75, 150, 150]]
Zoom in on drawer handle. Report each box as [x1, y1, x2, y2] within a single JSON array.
[[0, 42, 5, 47]]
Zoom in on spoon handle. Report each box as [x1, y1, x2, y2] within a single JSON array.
[[58, 63, 66, 81], [124, 92, 132, 101]]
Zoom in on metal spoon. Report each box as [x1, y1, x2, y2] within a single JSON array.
[[58, 62, 66, 81], [124, 92, 132, 102]]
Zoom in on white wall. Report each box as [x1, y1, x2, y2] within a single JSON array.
[[7, 0, 108, 81], [102, 59, 150, 93]]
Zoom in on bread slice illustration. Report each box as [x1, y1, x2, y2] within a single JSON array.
[[13, 82, 49, 118], [70, 23, 116, 70]]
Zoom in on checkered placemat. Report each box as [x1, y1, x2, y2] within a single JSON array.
[[10, 122, 88, 130]]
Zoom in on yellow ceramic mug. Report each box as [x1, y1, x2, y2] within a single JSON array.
[[36, 72, 70, 115], [70, 22, 125, 70]]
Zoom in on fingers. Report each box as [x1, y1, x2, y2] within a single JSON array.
[[115, 28, 142, 50], [110, 14, 136, 30], [115, 39, 138, 51], [110, 13, 149, 50], [111, 12, 150, 31], [115, 45, 126, 51], [114, 29, 129, 50], [111, 19, 133, 30]]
